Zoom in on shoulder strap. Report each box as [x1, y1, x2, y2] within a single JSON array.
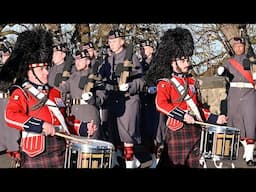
[[22, 82, 70, 134], [170, 77, 202, 121], [229, 58, 254, 85]]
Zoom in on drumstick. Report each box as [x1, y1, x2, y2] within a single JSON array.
[[194, 120, 217, 127], [55, 132, 89, 144]]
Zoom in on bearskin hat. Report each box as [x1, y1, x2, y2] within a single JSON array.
[[144, 27, 194, 86], [0, 28, 53, 91]]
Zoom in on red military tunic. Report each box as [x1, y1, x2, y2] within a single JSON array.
[[155, 74, 218, 167], [155, 75, 214, 126], [5, 85, 67, 168]]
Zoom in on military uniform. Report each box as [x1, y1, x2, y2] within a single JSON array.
[[5, 83, 66, 168], [0, 39, 21, 167], [99, 48, 144, 145], [1, 28, 69, 168], [143, 27, 227, 168], [218, 37, 256, 165], [0, 93, 21, 154], [139, 40, 160, 155], [0, 40, 20, 153], [223, 54, 256, 165], [59, 68, 104, 139], [156, 74, 220, 167], [223, 54, 256, 140], [48, 60, 74, 88], [48, 44, 74, 88]]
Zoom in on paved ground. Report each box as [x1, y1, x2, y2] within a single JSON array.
[[145, 143, 256, 169], [201, 145, 256, 168]]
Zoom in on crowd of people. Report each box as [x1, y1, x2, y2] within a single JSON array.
[[0, 25, 255, 168]]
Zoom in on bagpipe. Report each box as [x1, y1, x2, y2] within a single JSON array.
[[80, 46, 108, 100], [52, 30, 75, 87], [239, 24, 256, 65], [113, 42, 143, 92]]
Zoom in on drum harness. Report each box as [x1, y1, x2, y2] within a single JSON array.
[[22, 81, 70, 135], [22, 82, 103, 146], [170, 77, 233, 168]]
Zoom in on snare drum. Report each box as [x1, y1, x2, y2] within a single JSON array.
[[200, 125, 240, 160], [64, 135, 115, 168]]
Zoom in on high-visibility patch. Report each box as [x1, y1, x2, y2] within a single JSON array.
[[161, 84, 165, 88]]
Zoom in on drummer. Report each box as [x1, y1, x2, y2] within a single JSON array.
[[144, 27, 227, 168], [1, 28, 96, 168]]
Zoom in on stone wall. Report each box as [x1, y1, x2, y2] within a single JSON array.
[[198, 76, 227, 115]]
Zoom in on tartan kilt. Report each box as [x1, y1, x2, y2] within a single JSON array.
[[166, 124, 202, 168], [21, 136, 66, 168]]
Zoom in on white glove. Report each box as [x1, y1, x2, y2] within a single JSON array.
[[119, 83, 129, 92], [217, 66, 225, 76], [82, 92, 93, 101]]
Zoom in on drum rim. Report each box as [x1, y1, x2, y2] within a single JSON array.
[[207, 125, 240, 133], [67, 135, 115, 151], [68, 134, 114, 147]]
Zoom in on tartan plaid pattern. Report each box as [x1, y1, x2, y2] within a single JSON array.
[[166, 124, 202, 168], [20, 136, 66, 168]]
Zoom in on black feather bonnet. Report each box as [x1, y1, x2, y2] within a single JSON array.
[[0, 28, 53, 90], [144, 27, 194, 86]]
